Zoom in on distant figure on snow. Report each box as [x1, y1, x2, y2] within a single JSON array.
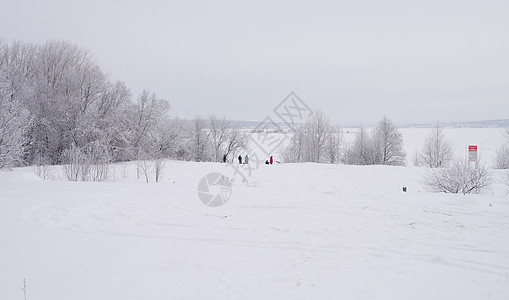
[[223, 154, 227, 163], [270, 156, 273, 165], [265, 160, 269, 165], [244, 154, 249, 164], [238, 155, 242, 164]]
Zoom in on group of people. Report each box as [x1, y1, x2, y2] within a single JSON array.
[[237, 154, 250, 164], [223, 154, 274, 165], [238, 155, 274, 165]]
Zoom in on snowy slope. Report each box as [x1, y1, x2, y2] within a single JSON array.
[[1, 159, 508, 299]]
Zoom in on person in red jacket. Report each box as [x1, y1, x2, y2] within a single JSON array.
[[270, 156, 273, 165]]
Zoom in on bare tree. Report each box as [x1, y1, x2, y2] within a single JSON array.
[[159, 117, 191, 160], [422, 157, 492, 194], [154, 158, 165, 183], [494, 145, 509, 169], [130, 90, 170, 153], [345, 125, 374, 165], [0, 100, 30, 169], [191, 115, 211, 162], [101, 81, 134, 162], [0, 41, 32, 169], [501, 171, 509, 193], [86, 143, 111, 182], [62, 146, 84, 181], [22, 278, 27, 300], [282, 126, 305, 163], [209, 114, 230, 162], [421, 122, 453, 168], [281, 110, 339, 164], [372, 116, 406, 166], [223, 127, 248, 163], [138, 159, 153, 183], [412, 149, 422, 166], [304, 110, 331, 163], [494, 128, 509, 169], [326, 125, 343, 164], [0, 38, 177, 168], [34, 159, 54, 180]]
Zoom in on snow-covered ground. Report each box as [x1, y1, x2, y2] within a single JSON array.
[[1, 128, 509, 299]]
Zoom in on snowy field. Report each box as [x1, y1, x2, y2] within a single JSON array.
[[1, 128, 509, 299]]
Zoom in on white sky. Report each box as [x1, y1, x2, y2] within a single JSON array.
[[2, 0, 508, 125]]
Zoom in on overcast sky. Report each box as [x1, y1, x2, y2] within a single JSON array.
[[2, 0, 508, 125]]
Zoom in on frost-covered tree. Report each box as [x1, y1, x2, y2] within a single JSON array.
[[345, 125, 374, 165], [95, 80, 133, 162], [494, 145, 509, 169], [281, 110, 337, 164], [161, 117, 192, 160], [0, 97, 30, 169], [29, 41, 92, 163], [0, 41, 32, 169], [303, 110, 331, 163], [281, 126, 305, 163], [326, 125, 344, 164], [0, 38, 176, 168], [129, 89, 170, 160], [209, 115, 231, 162], [494, 128, 509, 169], [421, 122, 453, 168], [191, 115, 211, 162], [371, 116, 406, 166]]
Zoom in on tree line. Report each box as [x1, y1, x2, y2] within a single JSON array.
[[1, 39, 507, 193], [281, 114, 509, 194], [282, 112, 407, 166], [0, 39, 248, 170]]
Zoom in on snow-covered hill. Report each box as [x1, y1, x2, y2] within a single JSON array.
[[1, 156, 508, 299]]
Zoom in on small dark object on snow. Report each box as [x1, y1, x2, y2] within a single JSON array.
[[402, 187, 407, 192]]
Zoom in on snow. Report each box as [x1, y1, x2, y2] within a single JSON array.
[[1, 128, 509, 299]]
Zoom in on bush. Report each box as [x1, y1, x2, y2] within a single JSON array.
[[501, 171, 509, 188], [34, 156, 54, 180], [422, 157, 492, 194], [62, 144, 111, 182]]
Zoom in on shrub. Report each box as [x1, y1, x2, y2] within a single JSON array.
[[422, 157, 492, 194]]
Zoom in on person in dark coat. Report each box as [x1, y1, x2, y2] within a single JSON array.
[[238, 155, 242, 164], [223, 154, 227, 163]]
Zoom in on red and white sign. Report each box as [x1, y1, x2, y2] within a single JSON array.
[[468, 145, 477, 162]]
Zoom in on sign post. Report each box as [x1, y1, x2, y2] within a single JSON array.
[[468, 145, 477, 162]]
